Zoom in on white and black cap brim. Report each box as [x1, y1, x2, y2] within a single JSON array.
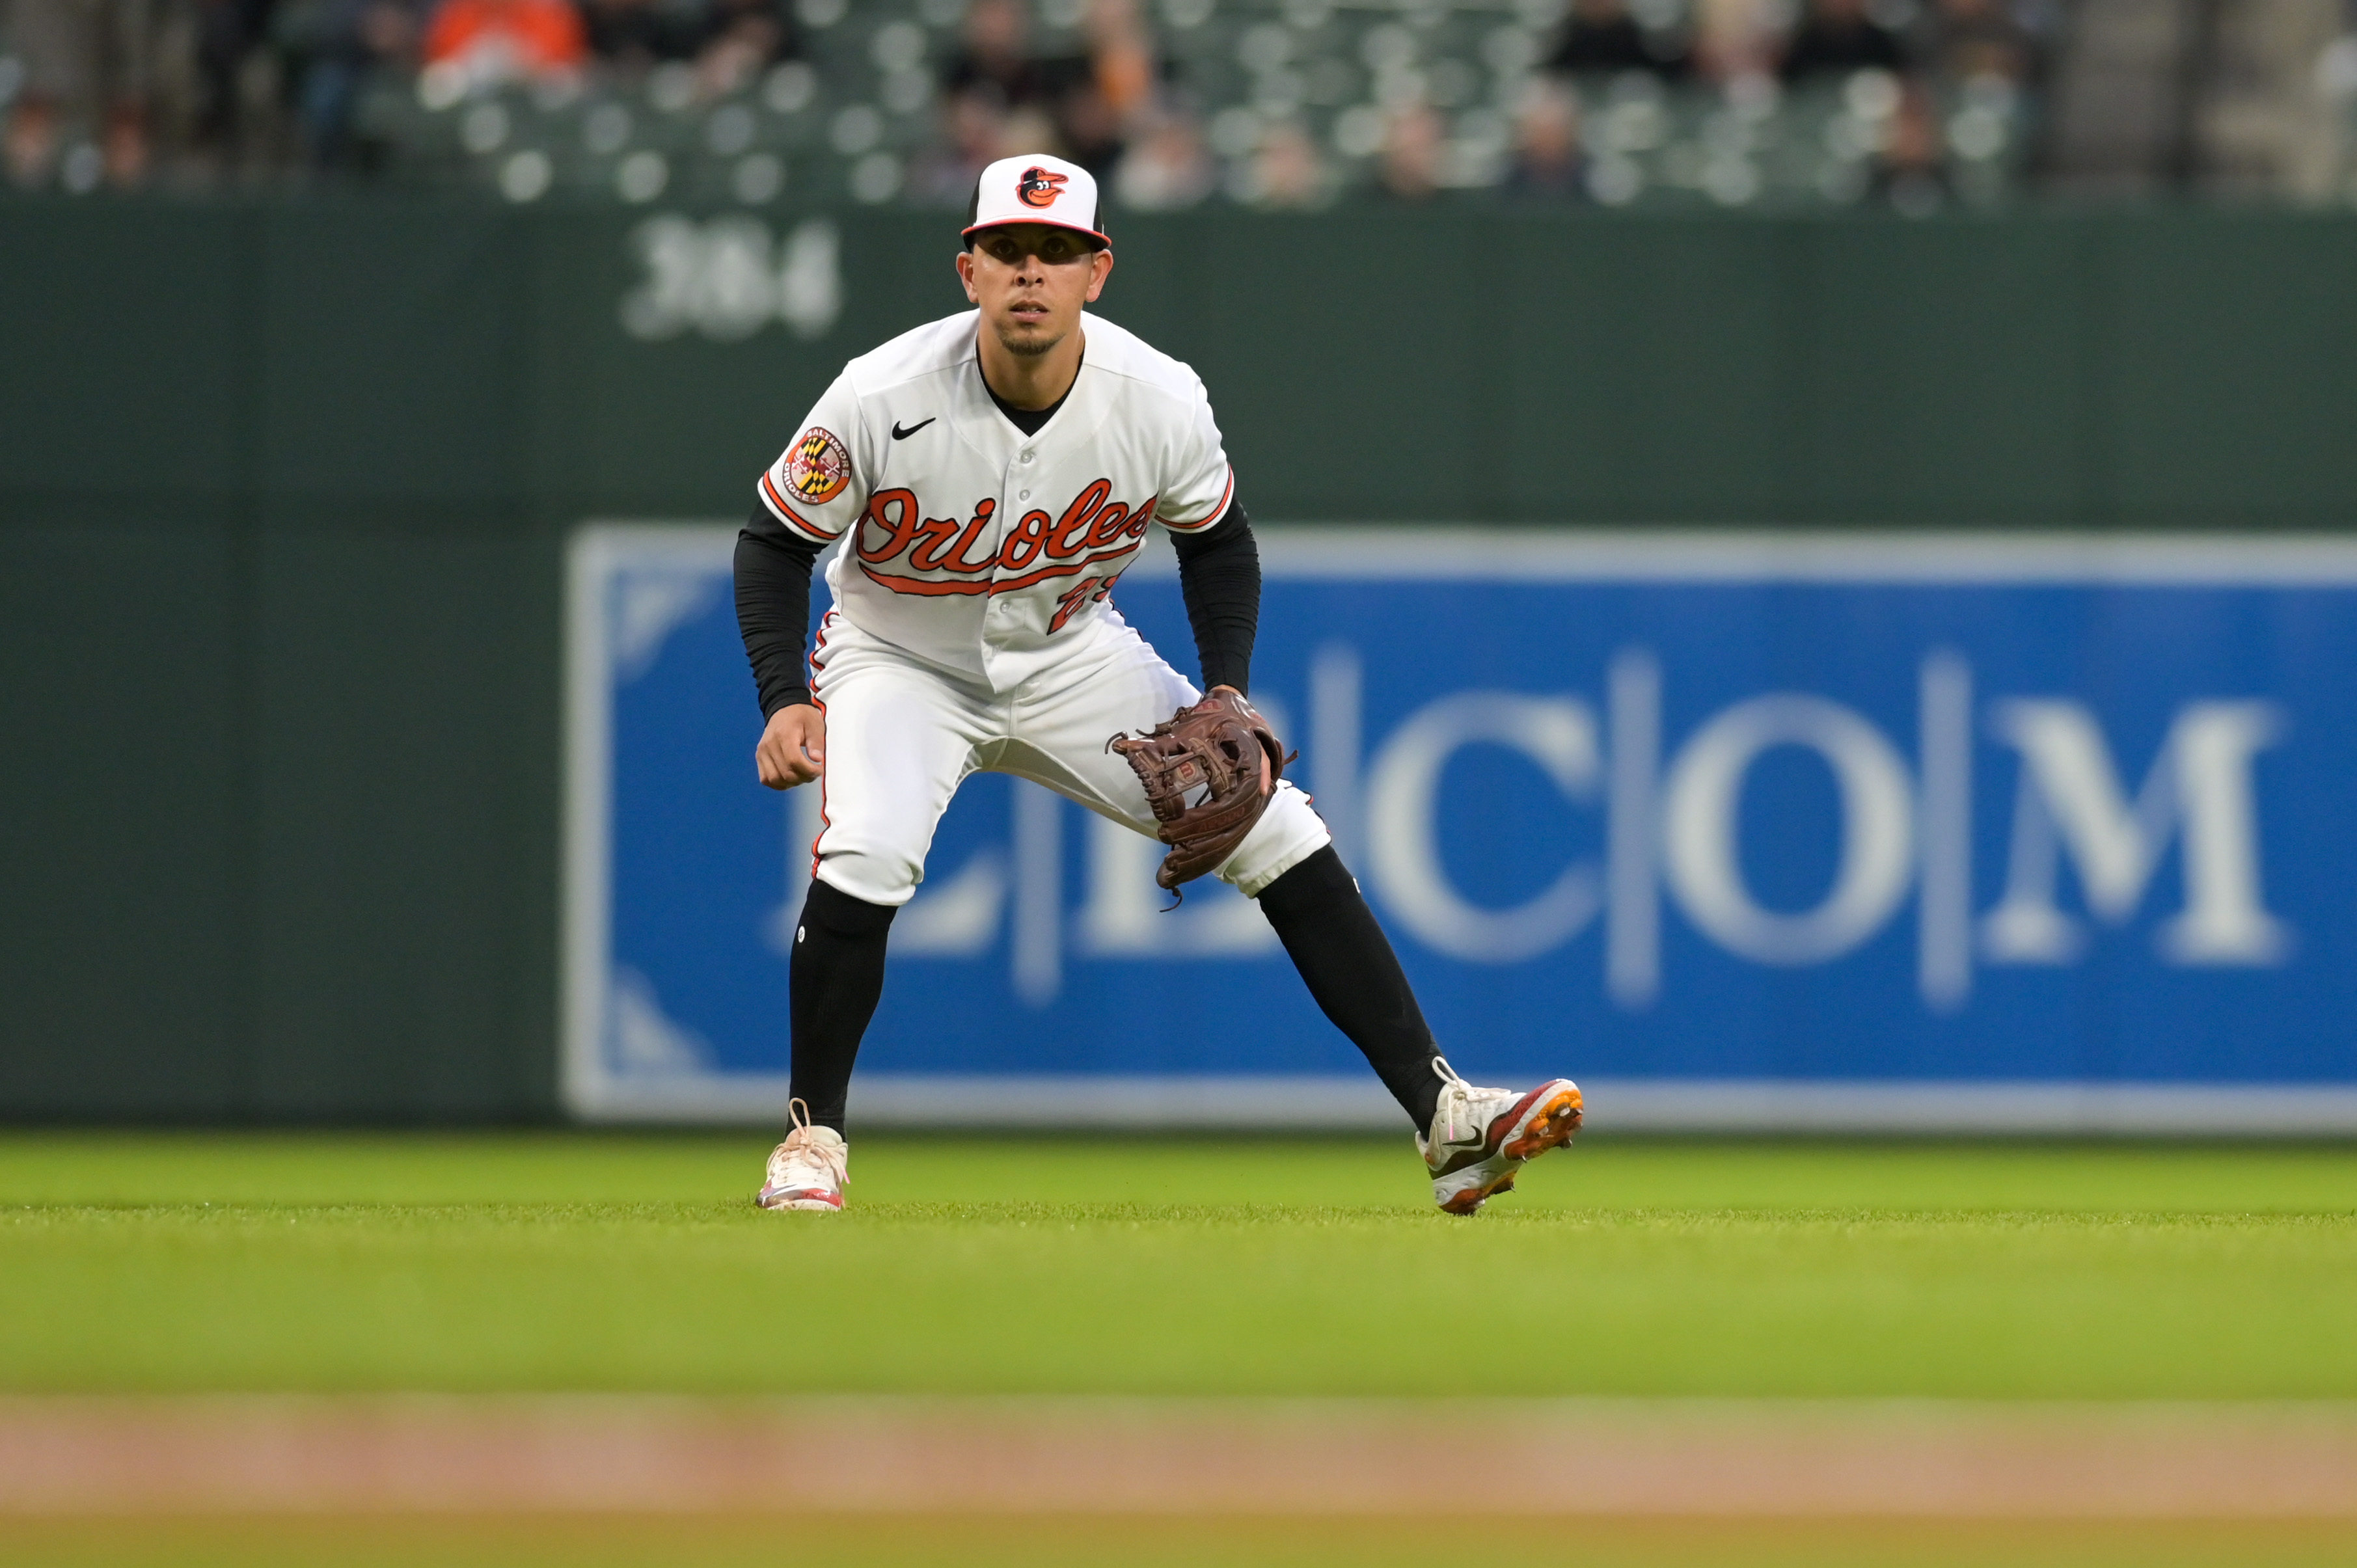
[[962, 153, 1110, 247]]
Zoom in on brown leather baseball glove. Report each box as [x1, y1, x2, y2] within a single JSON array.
[[1108, 686, 1291, 895]]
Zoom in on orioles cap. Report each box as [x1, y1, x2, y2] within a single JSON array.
[[962, 154, 1110, 249]]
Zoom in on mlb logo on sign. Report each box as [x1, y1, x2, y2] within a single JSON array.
[[564, 527, 2357, 1133]]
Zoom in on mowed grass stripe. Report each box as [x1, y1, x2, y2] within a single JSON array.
[[4, 1135, 2354, 1399]]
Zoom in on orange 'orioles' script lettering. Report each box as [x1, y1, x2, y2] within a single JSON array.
[[858, 478, 1154, 613], [1047, 480, 1113, 559], [855, 489, 923, 563], [999, 510, 1054, 571], [907, 499, 998, 573]]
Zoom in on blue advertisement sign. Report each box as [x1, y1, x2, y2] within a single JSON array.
[[563, 527, 2357, 1131]]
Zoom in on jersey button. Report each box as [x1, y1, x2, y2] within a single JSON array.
[[1020, 489, 1030, 498], [1020, 451, 1035, 464]]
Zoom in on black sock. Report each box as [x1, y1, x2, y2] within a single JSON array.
[[789, 878, 897, 1134], [1257, 845, 1442, 1130]]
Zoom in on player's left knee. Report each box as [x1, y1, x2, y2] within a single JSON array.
[[1220, 785, 1332, 899]]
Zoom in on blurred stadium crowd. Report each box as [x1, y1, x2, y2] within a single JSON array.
[[3, 0, 2356, 210]]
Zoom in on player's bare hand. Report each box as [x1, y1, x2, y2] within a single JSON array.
[[756, 704, 825, 790]]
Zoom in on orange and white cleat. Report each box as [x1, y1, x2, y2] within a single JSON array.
[[1415, 1057, 1583, 1216], [756, 1098, 849, 1212]]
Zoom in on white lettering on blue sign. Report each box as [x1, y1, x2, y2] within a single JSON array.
[[562, 525, 2350, 1128]]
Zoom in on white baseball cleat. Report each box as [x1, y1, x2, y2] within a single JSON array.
[[756, 1098, 849, 1212], [1415, 1057, 1583, 1216]]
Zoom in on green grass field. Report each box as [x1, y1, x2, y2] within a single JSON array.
[[7, 1131, 2357, 1399], [11, 1132, 2357, 1567]]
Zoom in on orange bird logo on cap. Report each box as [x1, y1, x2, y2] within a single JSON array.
[[1016, 166, 1069, 208]]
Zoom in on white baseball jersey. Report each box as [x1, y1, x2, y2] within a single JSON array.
[[754, 308, 1329, 909], [757, 308, 1236, 692]]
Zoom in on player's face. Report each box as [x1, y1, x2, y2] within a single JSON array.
[[957, 224, 1113, 358]]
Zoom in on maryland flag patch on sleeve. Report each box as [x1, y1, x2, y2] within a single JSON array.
[[786, 427, 852, 505]]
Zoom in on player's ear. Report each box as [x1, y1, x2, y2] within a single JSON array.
[[1084, 247, 1113, 303], [955, 249, 979, 302]]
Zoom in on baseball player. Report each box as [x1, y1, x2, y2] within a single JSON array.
[[735, 154, 1581, 1216]]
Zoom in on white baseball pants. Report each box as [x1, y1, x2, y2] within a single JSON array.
[[806, 612, 1331, 908]]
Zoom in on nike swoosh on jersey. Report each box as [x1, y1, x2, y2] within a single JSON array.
[[891, 418, 936, 440]]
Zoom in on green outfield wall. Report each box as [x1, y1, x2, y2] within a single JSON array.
[[5, 200, 2357, 1120]]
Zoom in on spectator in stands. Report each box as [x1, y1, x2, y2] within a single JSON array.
[[944, 0, 1054, 112], [692, 0, 797, 96], [1507, 79, 1584, 197], [1082, 0, 1153, 119], [1870, 78, 1950, 211], [1057, 72, 1124, 174], [1777, 0, 1906, 83], [1244, 116, 1326, 207], [1380, 101, 1442, 200], [1050, 0, 1159, 174], [1914, 0, 2037, 84], [191, 0, 279, 167], [911, 77, 1006, 204], [1545, 0, 1689, 79], [299, 0, 424, 169], [422, 0, 586, 85], [1112, 98, 1211, 208], [4, 0, 154, 185], [580, 0, 695, 76], [941, 0, 1102, 174], [1691, 0, 1778, 80], [1000, 101, 1059, 161]]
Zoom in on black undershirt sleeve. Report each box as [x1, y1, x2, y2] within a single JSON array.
[[735, 504, 823, 718], [1168, 502, 1259, 697]]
